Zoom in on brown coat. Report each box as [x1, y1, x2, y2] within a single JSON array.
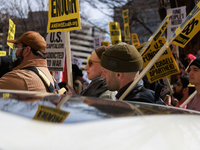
[[0, 59, 54, 92]]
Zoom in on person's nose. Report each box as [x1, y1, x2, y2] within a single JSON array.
[[85, 64, 89, 70]]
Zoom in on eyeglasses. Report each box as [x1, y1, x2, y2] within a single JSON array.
[[13, 44, 27, 50], [88, 59, 100, 67]]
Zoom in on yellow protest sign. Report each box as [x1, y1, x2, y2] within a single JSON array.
[[136, 42, 146, 52], [140, 14, 171, 55], [132, 33, 140, 47], [122, 9, 130, 41], [34, 105, 70, 123], [0, 51, 6, 56], [7, 19, 16, 49], [101, 41, 110, 46], [108, 22, 122, 45], [142, 37, 179, 83], [47, 0, 81, 33], [167, 2, 200, 47]]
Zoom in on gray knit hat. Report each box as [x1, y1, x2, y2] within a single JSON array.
[[101, 44, 143, 72]]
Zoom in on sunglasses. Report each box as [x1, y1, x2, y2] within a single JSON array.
[[88, 59, 100, 67]]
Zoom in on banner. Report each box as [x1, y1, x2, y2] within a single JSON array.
[[47, 0, 81, 33], [167, 6, 186, 40], [108, 22, 122, 45], [93, 36, 102, 49], [142, 37, 179, 83], [132, 33, 140, 47], [136, 42, 146, 52], [72, 56, 82, 68], [34, 105, 70, 123], [140, 14, 171, 55], [46, 32, 66, 71], [7, 19, 16, 49], [101, 41, 110, 46], [122, 9, 130, 41], [168, 2, 200, 48]]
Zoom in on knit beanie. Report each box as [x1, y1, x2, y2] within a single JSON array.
[[189, 57, 200, 69], [94, 46, 108, 60], [101, 44, 143, 72]]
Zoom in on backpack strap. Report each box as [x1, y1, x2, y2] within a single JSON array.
[[21, 67, 66, 94]]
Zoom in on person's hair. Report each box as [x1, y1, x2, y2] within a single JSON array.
[[22, 43, 47, 59], [180, 73, 189, 89]]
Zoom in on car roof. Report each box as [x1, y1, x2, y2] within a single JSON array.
[[0, 89, 200, 124]]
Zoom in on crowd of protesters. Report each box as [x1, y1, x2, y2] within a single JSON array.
[[0, 31, 200, 112]]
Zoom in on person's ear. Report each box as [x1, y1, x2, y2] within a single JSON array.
[[116, 72, 123, 80], [24, 46, 31, 56], [183, 87, 189, 94]]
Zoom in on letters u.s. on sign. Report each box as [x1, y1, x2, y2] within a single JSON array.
[[47, 0, 81, 33]]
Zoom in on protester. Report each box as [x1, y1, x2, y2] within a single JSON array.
[[72, 64, 83, 94], [101, 42, 165, 104], [186, 58, 200, 111], [164, 73, 195, 108], [80, 46, 117, 100], [0, 31, 55, 92]]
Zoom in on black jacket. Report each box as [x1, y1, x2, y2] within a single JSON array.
[[116, 80, 165, 105], [80, 77, 108, 97]]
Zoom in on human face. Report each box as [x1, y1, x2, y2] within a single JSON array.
[[101, 67, 120, 91], [85, 53, 102, 80], [188, 65, 200, 86], [10, 43, 26, 69], [172, 79, 183, 100]]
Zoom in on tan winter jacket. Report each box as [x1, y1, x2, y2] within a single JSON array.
[[0, 59, 54, 92]]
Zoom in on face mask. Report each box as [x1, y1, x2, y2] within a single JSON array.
[[12, 48, 17, 62]]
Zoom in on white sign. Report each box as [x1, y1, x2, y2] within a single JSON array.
[[167, 6, 186, 40], [93, 36, 102, 49], [72, 57, 82, 68], [45, 32, 66, 71]]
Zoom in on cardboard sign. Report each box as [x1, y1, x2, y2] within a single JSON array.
[[45, 32, 65, 71], [108, 22, 122, 45], [7, 19, 16, 49], [142, 37, 179, 83], [140, 14, 171, 55], [101, 41, 110, 46], [167, 2, 200, 47], [0, 51, 6, 56], [34, 105, 70, 123], [122, 9, 130, 41], [167, 6, 186, 40], [136, 42, 146, 52], [93, 36, 102, 49], [47, 0, 81, 33], [132, 33, 140, 47]]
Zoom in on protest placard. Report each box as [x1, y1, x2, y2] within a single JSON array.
[[101, 41, 110, 46], [136, 42, 146, 52], [46, 32, 65, 71], [167, 2, 200, 47], [142, 36, 179, 83], [0, 51, 6, 56], [93, 36, 102, 49], [7, 19, 15, 49], [34, 105, 70, 123], [167, 6, 186, 40], [109, 22, 122, 45], [140, 14, 171, 55], [122, 9, 130, 41], [47, 0, 81, 33], [132, 33, 140, 47]]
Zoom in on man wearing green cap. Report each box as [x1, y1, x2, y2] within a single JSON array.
[[101, 43, 165, 104]]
